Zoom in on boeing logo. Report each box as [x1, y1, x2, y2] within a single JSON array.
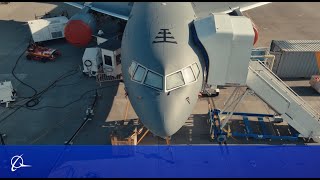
[[11, 154, 32, 172]]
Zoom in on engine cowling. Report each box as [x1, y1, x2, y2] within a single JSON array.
[[252, 22, 259, 45], [64, 12, 97, 47]]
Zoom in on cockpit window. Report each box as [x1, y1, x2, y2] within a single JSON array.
[[128, 61, 137, 77], [129, 61, 200, 92], [182, 66, 196, 84], [166, 71, 185, 90], [144, 71, 163, 90], [165, 63, 200, 92], [192, 63, 200, 78], [133, 65, 146, 82]]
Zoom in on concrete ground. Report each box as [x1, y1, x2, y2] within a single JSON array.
[[0, 2, 121, 145], [245, 2, 320, 47], [0, 2, 319, 145]]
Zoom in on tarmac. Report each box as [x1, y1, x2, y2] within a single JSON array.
[[0, 2, 320, 145]]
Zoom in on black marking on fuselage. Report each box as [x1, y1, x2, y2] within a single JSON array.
[[153, 29, 177, 44]]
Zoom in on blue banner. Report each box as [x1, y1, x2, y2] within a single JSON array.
[[0, 145, 319, 178]]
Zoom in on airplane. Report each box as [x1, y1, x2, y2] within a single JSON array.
[[64, 2, 271, 139]]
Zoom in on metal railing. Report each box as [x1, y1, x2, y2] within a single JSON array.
[[250, 60, 320, 121], [248, 65, 291, 108], [96, 73, 122, 86]]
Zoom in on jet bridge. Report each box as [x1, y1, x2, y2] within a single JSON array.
[[193, 13, 320, 142], [193, 13, 254, 86]]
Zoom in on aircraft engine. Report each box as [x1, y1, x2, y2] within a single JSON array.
[[252, 22, 259, 45], [64, 12, 97, 47]]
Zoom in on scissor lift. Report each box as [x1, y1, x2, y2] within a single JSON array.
[[207, 60, 320, 143], [208, 109, 300, 143]]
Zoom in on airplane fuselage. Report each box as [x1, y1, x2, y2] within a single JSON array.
[[121, 2, 205, 137]]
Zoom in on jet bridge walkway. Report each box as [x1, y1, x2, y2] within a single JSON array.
[[244, 60, 320, 142]]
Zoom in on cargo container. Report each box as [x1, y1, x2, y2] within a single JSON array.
[[269, 40, 320, 78], [27, 16, 68, 43]]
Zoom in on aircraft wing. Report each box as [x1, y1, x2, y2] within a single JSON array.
[[64, 2, 86, 9], [65, 2, 133, 20], [65, 2, 270, 20], [192, 2, 271, 18]]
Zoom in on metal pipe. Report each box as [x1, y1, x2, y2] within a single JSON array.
[[137, 129, 149, 144]]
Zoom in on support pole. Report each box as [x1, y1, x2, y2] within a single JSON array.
[[165, 137, 171, 145], [137, 129, 149, 145], [220, 88, 250, 130]]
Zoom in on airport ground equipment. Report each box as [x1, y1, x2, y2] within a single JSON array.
[[95, 39, 123, 84], [106, 119, 146, 145], [81, 39, 122, 83], [269, 40, 320, 78], [246, 60, 320, 142], [0, 81, 16, 108], [27, 16, 69, 43], [26, 43, 61, 62], [207, 107, 228, 143], [251, 47, 275, 70], [82, 47, 103, 77], [309, 52, 320, 93], [208, 60, 320, 143], [193, 13, 255, 87], [309, 75, 320, 94], [193, 13, 320, 143], [79, 39, 122, 83], [208, 109, 299, 143], [98, 39, 122, 77]]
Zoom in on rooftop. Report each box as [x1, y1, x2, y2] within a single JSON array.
[[98, 38, 121, 51]]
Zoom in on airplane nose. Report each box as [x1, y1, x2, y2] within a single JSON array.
[[137, 91, 197, 138], [143, 106, 186, 138], [151, 111, 184, 138], [158, 110, 188, 138]]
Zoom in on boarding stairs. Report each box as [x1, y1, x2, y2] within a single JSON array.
[[245, 60, 320, 142]]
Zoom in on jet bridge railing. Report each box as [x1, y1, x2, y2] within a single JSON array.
[[250, 60, 320, 121]]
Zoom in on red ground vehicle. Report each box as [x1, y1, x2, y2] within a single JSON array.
[[26, 43, 61, 62]]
